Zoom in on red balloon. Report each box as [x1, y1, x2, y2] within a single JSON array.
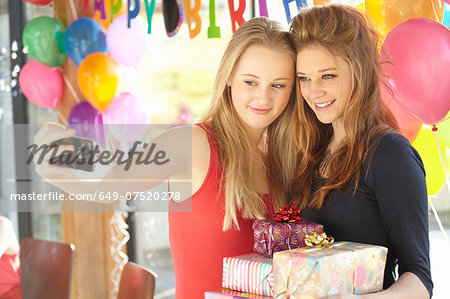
[[381, 83, 421, 142], [381, 18, 450, 125], [22, 0, 52, 5]]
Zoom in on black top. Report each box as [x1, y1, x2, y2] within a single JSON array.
[[301, 133, 433, 296]]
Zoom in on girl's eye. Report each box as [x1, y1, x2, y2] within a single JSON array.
[[245, 80, 256, 86], [272, 84, 285, 89], [322, 74, 336, 79], [298, 76, 310, 82]]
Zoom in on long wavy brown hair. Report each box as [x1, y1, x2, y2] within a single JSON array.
[[201, 17, 298, 230], [289, 4, 399, 209]]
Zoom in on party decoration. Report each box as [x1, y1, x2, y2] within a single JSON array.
[[185, 0, 202, 39], [229, 0, 246, 33], [381, 83, 421, 142], [77, 53, 121, 111], [127, 0, 140, 27], [106, 15, 149, 67], [208, 0, 221, 38], [259, 0, 269, 17], [64, 18, 107, 66], [283, 0, 307, 24], [437, 112, 450, 147], [22, 0, 52, 6], [93, 0, 128, 29], [144, 0, 156, 34], [444, 2, 450, 28], [103, 92, 150, 144], [22, 17, 66, 67], [163, 0, 183, 37], [68, 101, 105, 146], [366, 0, 444, 39], [412, 126, 450, 196], [381, 18, 450, 125], [19, 60, 63, 109]]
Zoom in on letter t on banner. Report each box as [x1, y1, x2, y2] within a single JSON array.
[[228, 0, 246, 33], [259, 0, 268, 17], [185, 0, 202, 38], [283, 0, 307, 23]]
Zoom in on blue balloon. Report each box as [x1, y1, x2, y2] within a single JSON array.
[[63, 18, 107, 66]]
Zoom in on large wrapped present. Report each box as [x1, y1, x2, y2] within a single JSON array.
[[222, 253, 274, 297], [253, 206, 324, 258], [205, 288, 272, 298], [273, 240, 388, 298]]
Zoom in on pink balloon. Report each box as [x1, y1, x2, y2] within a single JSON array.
[[103, 92, 150, 143], [19, 60, 63, 109], [106, 15, 149, 67], [380, 83, 421, 142], [380, 18, 450, 125]]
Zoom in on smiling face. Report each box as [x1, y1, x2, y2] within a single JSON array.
[[296, 44, 353, 136], [228, 45, 295, 133]]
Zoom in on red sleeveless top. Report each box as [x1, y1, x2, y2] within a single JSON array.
[[169, 124, 273, 299], [0, 251, 23, 299]]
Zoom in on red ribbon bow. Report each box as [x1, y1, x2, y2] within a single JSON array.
[[273, 205, 302, 223]]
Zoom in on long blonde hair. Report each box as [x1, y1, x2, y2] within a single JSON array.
[[289, 4, 399, 209], [201, 17, 298, 230]]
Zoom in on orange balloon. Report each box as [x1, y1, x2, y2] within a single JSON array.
[[77, 53, 121, 111], [93, 0, 127, 29], [366, 0, 444, 39]]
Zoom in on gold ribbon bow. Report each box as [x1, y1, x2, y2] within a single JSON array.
[[304, 231, 334, 248]]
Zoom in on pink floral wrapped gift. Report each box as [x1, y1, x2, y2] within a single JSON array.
[[253, 205, 324, 258], [273, 241, 388, 298], [205, 288, 272, 298]]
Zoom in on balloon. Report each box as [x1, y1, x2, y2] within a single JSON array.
[[22, 0, 52, 6], [380, 18, 450, 125], [412, 126, 450, 196], [106, 15, 149, 67], [444, 2, 450, 28], [93, 0, 128, 29], [68, 101, 106, 147], [63, 17, 107, 66], [19, 60, 63, 109], [437, 112, 450, 147], [103, 92, 150, 144], [380, 83, 421, 142], [77, 53, 121, 111], [22, 17, 66, 67], [366, 0, 444, 39]]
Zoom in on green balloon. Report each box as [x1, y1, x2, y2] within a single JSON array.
[[22, 16, 67, 67]]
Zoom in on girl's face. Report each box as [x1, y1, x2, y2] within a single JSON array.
[[296, 44, 352, 135], [228, 45, 295, 132]]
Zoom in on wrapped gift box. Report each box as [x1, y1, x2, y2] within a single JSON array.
[[253, 219, 324, 258], [222, 253, 274, 296], [273, 242, 388, 298], [205, 288, 272, 298]]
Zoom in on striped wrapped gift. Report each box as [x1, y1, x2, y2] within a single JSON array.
[[222, 253, 274, 297]]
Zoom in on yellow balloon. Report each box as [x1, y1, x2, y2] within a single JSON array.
[[365, 0, 444, 39], [412, 126, 450, 196], [437, 111, 450, 148], [77, 53, 121, 111]]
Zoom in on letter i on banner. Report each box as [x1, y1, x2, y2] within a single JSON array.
[[185, 0, 202, 38], [259, 0, 268, 17], [128, 0, 140, 28], [208, 0, 221, 37], [144, 0, 156, 34], [228, 0, 246, 33], [94, 0, 107, 20], [283, 0, 307, 23]]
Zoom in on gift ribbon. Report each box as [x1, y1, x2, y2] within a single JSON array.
[[304, 231, 334, 248], [274, 241, 362, 298]]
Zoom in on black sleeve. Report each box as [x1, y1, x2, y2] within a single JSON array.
[[367, 134, 433, 297]]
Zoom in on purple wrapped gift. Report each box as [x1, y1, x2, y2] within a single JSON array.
[[253, 207, 324, 257]]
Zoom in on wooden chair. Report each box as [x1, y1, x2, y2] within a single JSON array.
[[20, 237, 74, 299], [117, 262, 157, 299]]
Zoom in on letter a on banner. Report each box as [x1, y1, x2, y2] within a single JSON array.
[[283, 0, 307, 23], [228, 0, 246, 33], [185, 0, 202, 38]]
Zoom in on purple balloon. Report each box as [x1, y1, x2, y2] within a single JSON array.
[[102, 92, 150, 144], [106, 15, 149, 67], [68, 101, 105, 147]]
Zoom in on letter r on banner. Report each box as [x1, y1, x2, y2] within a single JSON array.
[[228, 0, 246, 33]]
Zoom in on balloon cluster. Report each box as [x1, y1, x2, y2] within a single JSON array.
[[18, 2, 151, 145], [364, 0, 450, 196]]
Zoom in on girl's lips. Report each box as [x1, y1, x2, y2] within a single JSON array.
[[314, 99, 336, 110], [249, 106, 271, 114]]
